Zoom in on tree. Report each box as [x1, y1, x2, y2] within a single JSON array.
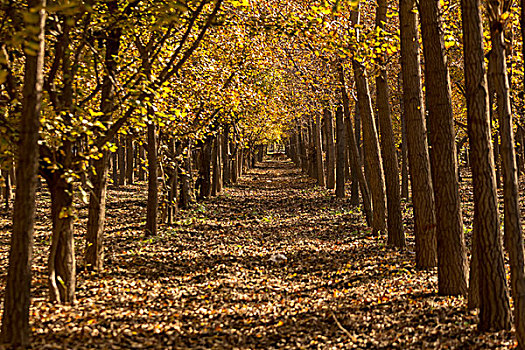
[[419, 0, 468, 295], [0, 0, 46, 345], [461, 0, 511, 330], [375, 0, 405, 248], [487, 0, 525, 339], [399, 0, 437, 268]]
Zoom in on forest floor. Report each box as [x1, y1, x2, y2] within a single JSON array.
[[0, 159, 518, 349]]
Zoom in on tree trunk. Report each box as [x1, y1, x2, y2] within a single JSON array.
[[376, 0, 405, 248], [314, 113, 325, 186], [335, 106, 346, 198], [138, 142, 146, 181], [400, 89, 410, 200], [488, 0, 525, 338], [111, 151, 118, 184], [400, 0, 438, 270], [126, 135, 134, 185], [212, 133, 222, 196], [145, 122, 158, 236], [324, 108, 336, 189], [85, 9, 121, 271], [0, 1, 45, 344], [419, 0, 468, 294], [118, 135, 126, 186], [349, 107, 360, 206], [47, 175, 76, 304], [222, 126, 231, 185], [199, 137, 213, 199], [180, 139, 193, 209], [462, 0, 512, 330], [338, 65, 373, 226]]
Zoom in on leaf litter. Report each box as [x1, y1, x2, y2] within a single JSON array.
[[0, 160, 517, 349]]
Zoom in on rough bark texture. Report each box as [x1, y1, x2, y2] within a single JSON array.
[[145, 122, 158, 236], [419, 0, 468, 294], [324, 108, 336, 190], [489, 0, 525, 338], [462, 0, 512, 330], [400, 88, 409, 200], [0, 1, 45, 344], [399, 0, 437, 269], [376, 0, 405, 248]]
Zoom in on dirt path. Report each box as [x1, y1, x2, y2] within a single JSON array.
[[0, 160, 515, 348]]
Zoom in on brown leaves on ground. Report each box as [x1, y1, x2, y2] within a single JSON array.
[[0, 161, 516, 349]]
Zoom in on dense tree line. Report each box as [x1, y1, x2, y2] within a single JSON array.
[[2, 0, 525, 348]]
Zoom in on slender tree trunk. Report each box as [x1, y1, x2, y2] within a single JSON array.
[[376, 0, 405, 248], [118, 135, 126, 186], [126, 135, 134, 185], [489, 0, 525, 339], [85, 10, 121, 271], [145, 122, 158, 236], [0, 1, 45, 344], [462, 0, 512, 330], [199, 137, 213, 199], [212, 133, 222, 196], [111, 152, 118, 184], [399, 0, 438, 269], [338, 65, 373, 225], [400, 90, 410, 200], [335, 106, 346, 198], [314, 113, 325, 186], [222, 126, 230, 185], [138, 143, 146, 181], [180, 139, 193, 209], [324, 108, 336, 189], [419, 0, 468, 294], [349, 107, 360, 206]]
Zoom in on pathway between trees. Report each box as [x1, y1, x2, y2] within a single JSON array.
[[0, 160, 515, 348]]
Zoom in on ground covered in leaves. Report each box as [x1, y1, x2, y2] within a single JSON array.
[[0, 160, 517, 349]]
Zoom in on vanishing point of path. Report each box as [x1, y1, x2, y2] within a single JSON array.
[[1, 160, 515, 349]]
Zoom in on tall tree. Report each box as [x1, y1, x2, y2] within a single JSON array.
[[0, 0, 46, 345], [351, 7, 386, 235], [399, 0, 437, 268], [419, 0, 468, 294], [461, 0, 511, 330], [375, 0, 405, 248], [488, 0, 525, 340]]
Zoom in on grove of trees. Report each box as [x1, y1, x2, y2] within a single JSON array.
[[2, 0, 525, 348]]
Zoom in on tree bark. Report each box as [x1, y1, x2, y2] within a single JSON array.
[[335, 106, 346, 198], [462, 0, 512, 330], [145, 122, 158, 236], [488, 0, 525, 338], [47, 175, 76, 304], [419, 0, 468, 294], [126, 134, 134, 185], [400, 0, 438, 269], [222, 126, 231, 186], [85, 8, 121, 271], [0, 1, 45, 344], [180, 139, 193, 209], [324, 108, 336, 189], [118, 134, 126, 186], [314, 113, 325, 186], [376, 0, 405, 248], [338, 64, 373, 225]]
